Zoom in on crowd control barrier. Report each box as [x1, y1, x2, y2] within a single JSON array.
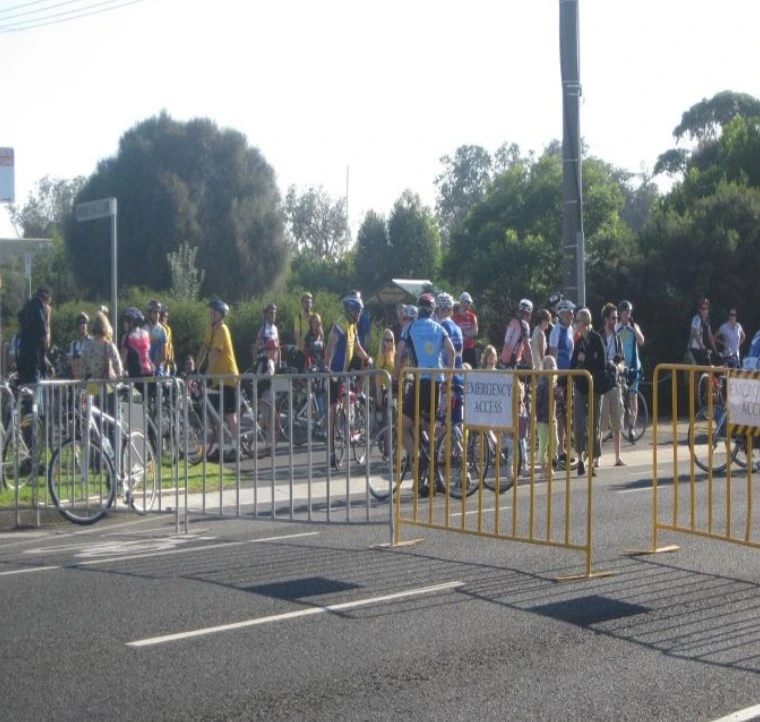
[[631, 363, 760, 556], [391, 367, 614, 581]]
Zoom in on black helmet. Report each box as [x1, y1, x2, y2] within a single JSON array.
[[264, 303, 277, 313], [547, 292, 563, 308], [76, 312, 89, 325], [124, 307, 144, 325], [209, 298, 229, 317], [146, 299, 163, 314], [618, 300, 633, 314]]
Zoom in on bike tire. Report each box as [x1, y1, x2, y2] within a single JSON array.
[[438, 427, 479, 499], [48, 439, 115, 525], [733, 431, 760, 471], [697, 373, 710, 413], [482, 432, 518, 493], [366, 425, 398, 500], [629, 390, 648, 442], [123, 431, 157, 514], [690, 408, 732, 474], [2, 413, 46, 491], [181, 405, 207, 465]]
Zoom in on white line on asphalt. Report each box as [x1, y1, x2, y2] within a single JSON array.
[[450, 505, 511, 517], [616, 487, 653, 494], [0, 531, 319, 576], [708, 703, 760, 722], [127, 581, 466, 648]]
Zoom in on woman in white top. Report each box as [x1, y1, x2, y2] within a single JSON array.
[[531, 309, 551, 370], [716, 308, 745, 368]]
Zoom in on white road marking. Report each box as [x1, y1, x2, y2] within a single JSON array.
[[616, 486, 653, 494], [0, 531, 319, 576], [450, 505, 511, 517], [127, 581, 466, 648], [708, 703, 760, 722]]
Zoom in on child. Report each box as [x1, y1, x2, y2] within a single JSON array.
[[536, 355, 558, 477], [515, 378, 530, 478], [482, 345, 498, 370], [374, 329, 396, 425]]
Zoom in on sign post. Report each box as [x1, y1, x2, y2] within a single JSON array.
[[76, 197, 118, 329]]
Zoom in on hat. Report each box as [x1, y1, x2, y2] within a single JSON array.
[[460, 292, 473, 304]]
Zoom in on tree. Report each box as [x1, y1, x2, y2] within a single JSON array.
[[353, 211, 390, 292], [387, 191, 441, 279], [64, 112, 288, 300], [284, 185, 349, 260], [673, 90, 760, 143], [8, 175, 85, 238], [167, 242, 205, 300]]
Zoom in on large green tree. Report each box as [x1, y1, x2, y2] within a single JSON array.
[[387, 191, 441, 280], [65, 112, 288, 300], [284, 185, 349, 259], [353, 210, 389, 292]]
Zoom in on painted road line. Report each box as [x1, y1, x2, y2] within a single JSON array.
[[450, 505, 511, 517], [708, 703, 760, 722], [127, 581, 466, 648], [0, 531, 319, 577], [616, 487, 653, 494]]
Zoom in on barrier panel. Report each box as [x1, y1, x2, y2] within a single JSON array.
[[391, 367, 614, 581], [631, 363, 760, 556]]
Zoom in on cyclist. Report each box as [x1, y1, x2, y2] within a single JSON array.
[[324, 294, 373, 469], [688, 297, 718, 366], [393, 292, 456, 497], [120, 308, 153, 379], [295, 292, 315, 371], [66, 312, 92, 379], [616, 300, 645, 443], [501, 299, 534, 368], [145, 300, 168, 376], [346, 290, 371, 399], [374, 329, 396, 426], [196, 298, 240, 462], [531, 308, 551, 370], [545, 292, 563, 343], [453, 292, 479, 367], [435, 292, 465, 425], [255, 303, 281, 367], [548, 299, 576, 464]]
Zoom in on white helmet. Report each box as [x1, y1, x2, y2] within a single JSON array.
[[517, 298, 533, 314], [557, 299, 576, 314], [436, 292, 455, 311], [403, 304, 418, 320], [459, 292, 473, 304]]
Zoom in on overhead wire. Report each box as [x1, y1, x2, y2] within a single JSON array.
[[0, 0, 58, 17], [0, 0, 89, 21], [0, 0, 149, 32]]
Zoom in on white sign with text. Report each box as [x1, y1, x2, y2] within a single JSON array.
[[464, 371, 513, 430], [728, 376, 760, 429]]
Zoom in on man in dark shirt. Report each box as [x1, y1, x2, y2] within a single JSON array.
[[17, 286, 52, 384]]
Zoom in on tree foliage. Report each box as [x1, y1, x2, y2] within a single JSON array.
[[64, 112, 288, 300], [353, 210, 389, 292], [673, 90, 760, 143], [387, 191, 441, 279], [167, 242, 205, 301], [8, 175, 86, 238], [284, 185, 349, 260]]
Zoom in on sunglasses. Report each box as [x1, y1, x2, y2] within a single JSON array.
[[610, 316, 618, 320], [383, 338, 393, 343], [729, 313, 737, 317]]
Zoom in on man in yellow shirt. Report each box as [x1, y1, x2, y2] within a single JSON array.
[[196, 298, 240, 461], [159, 306, 175, 375], [295, 292, 314, 371]]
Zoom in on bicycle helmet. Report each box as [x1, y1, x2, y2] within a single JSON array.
[[301, 292, 313, 301], [264, 303, 277, 313], [124, 307, 144, 325], [698, 297, 710, 309], [264, 337, 279, 351], [546, 292, 563, 308], [403, 305, 418, 320], [208, 298, 229, 317], [459, 292, 473, 304], [76, 312, 89, 325], [342, 295, 364, 315], [618, 300, 633, 314], [417, 293, 436, 317], [517, 298, 533, 314], [435, 292, 455, 311], [146, 299, 162, 314], [557, 299, 576, 314]]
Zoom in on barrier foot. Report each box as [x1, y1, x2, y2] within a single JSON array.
[[625, 545, 680, 556], [555, 569, 617, 583], [371, 538, 425, 549]]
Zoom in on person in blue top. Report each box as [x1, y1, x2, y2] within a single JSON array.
[[548, 298, 576, 464], [145, 299, 168, 376], [324, 294, 373, 470], [616, 300, 645, 443], [393, 293, 455, 495], [435, 292, 464, 424], [346, 290, 372, 398]]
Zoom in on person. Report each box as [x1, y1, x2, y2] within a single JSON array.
[[346, 291, 371, 398], [145, 300, 168, 376], [393, 292, 455, 497], [501, 299, 534, 369], [16, 285, 52, 385], [571, 307, 606, 477], [544, 292, 563, 343], [196, 298, 240, 462], [481, 344, 498, 370], [304, 313, 325, 369], [80, 310, 123, 414], [295, 292, 315, 370], [616, 300, 645, 443], [66, 312, 92, 380], [531, 309, 551, 370], [255, 303, 281, 367], [324, 294, 373, 469], [688, 297, 718, 366], [254, 338, 279, 457], [453, 292, 479, 368], [159, 306, 175, 375], [435, 292, 465, 425], [374, 329, 396, 426], [548, 299, 576, 463], [120, 308, 153, 379], [179, 355, 200, 399], [599, 303, 626, 467], [716, 308, 745, 368], [536, 355, 558, 478]]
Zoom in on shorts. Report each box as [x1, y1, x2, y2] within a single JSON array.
[[600, 385, 624, 432], [348, 355, 367, 372], [402, 378, 439, 425], [221, 385, 237, 415], [625, 369, 641, 393]]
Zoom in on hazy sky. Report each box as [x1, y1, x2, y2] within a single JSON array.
[[2, 0, 759, 239]]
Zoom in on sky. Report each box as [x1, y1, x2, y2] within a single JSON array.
[[1, 0, 760, 240]]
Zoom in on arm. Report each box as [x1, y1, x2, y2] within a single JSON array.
[[443, 337, 456, 369], [522, 337, 533, 369], [632, 322, 645, 346], [393, 339, 407, 381], [323, 327, 338, 370], [195, 344, 209, 371]]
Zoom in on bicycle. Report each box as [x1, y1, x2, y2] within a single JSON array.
[[0, 380, 47, 492], [47, 387, 157, 525], [689, 404, 760, 474], [601, 372, 648, 445]]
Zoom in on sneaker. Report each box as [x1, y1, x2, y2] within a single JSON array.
[[593, 458, 599, 469], [628, 427, 636, 444], [577, 460, 585, 476], [331, 453, 342, 471], [591, 467, 597, 477], [418, 483, 430, 498]]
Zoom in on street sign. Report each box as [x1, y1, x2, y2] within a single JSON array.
[[0, 147, 14, 203], [728, 374, 760, 434], [75, 197, 116, 222], [464, 371, 513, 431]]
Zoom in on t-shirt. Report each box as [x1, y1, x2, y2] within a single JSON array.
[[400, 317, 450, 382], [531, 325, 546, 370], [146, 322, 168, 372], [257, 322, 279, 354], [81, 338, 123, 380], [718, 322, 744, 357], [549, 322, 574, 371], [453, 309, 477, 350], [501, 318, 530, 366], [616, 322, 641, 370], [296, 309, 314, 351], [329, 320, 357, 373], [162, 322, 175, 372], [122, 328, 153, 379], [204, 322, 239, 387], [689, 314, 711, 350]]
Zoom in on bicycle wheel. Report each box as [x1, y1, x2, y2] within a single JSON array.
[[352, 398, 375, 464], [438, 426, 479, 499], [482, 432, 518, 493], [48, 439, 115, 525], [697, 373, 710, 413], [275, 389, 300, 443], [733, 431, 760, 471], [180, 405, 207, 465], [2, 413, 46, 491], [690, 409, 733, 473], [284, 391, 310, 446], [366, 425, 398, 500], [332, 405, 349, 468], [123, 431, 157, 514]]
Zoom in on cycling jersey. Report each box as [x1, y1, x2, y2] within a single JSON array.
[[439, 318, 463, 387], [400, 317, 450, 382], [501, 317, 530, 366], [146, 322, 168, 374], [329, 319, 357, 373], [549, 322, 574, 370], [452, 308, 477, 350], [616, 323, 641, 371], [122, 328, 153, 378]]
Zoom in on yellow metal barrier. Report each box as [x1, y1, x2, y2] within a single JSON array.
[[630, 363, 760, 556], [391, 367, 614, 581]]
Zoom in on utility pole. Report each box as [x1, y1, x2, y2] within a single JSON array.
[[560, 0, 585, 306]]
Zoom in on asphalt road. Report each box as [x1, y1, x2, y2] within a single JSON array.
[[2, 431, 760, 722]]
